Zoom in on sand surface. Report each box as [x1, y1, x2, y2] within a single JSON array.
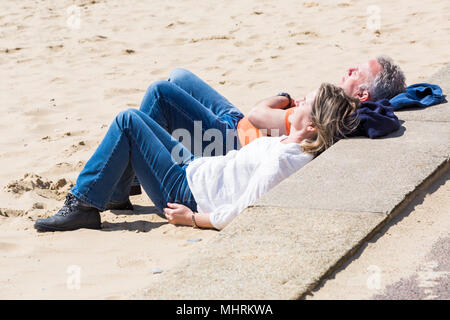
[[0, 0, 449, 298]]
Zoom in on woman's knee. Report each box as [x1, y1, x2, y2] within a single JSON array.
[[115, 108, 141, 130], [140, 81, 172, 112]]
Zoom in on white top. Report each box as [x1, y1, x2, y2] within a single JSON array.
[[186, 136, 313, 230]]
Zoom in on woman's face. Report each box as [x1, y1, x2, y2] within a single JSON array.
[[289, 89, 317, 133]]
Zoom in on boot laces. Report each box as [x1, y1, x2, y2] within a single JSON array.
[[58, 193, 78, 216]]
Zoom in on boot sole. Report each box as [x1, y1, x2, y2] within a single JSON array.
[[34, 222, 101, 232]]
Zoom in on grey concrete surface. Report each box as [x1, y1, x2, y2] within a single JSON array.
[[136, 208, 385, 299], [136, 65, 450, 300], [254, 121, 450, 214]]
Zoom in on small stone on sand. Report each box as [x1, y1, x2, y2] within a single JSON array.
[[152, 268, 163, 274], [32, 202, 45, 209]]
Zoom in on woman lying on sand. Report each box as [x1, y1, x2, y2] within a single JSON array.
[[34, 83, 359, 232]]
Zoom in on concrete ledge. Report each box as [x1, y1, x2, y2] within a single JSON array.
[[135, 65, 450, 300], [137, 208, 385, 299], [254, 120, 449, 214]]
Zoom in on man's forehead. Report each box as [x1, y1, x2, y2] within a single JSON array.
[[366, 59, 382, 76]]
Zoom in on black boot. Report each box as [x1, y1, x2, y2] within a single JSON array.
[[105, 199, 134, 211], [129, 185, 142, 196], [130, 176, 142, 196], [34, 193, 101, 232]]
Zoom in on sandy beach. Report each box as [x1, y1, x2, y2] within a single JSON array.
[[0, 0, 449, 299]]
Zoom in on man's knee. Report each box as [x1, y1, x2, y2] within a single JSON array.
[[144, 79, 182, 102], [145, 80, 171, 96], [168, 68, 194, 83]]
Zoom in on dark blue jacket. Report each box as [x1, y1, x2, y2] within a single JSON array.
[[348, 99, 400, 138]]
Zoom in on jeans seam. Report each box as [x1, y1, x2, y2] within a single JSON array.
[[73, 131, 126, 210], [126, 127, 174, 202]]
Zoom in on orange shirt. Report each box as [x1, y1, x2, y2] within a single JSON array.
[[237, 107, 295, 147]]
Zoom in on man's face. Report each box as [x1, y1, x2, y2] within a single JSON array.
[[338, 59, 382, 101]]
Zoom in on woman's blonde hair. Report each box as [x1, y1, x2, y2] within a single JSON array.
[[301, 83, 360, 157]]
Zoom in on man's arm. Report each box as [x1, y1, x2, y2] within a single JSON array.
[[247, 95, 294, 136]]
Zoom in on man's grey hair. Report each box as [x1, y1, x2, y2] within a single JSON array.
[[366, 55, 406, 101]]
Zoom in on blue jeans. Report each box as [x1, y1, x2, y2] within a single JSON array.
[[139, 68, 244, 156], [70, 109, 197, 213]]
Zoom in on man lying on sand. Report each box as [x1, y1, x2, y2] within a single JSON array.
[[34, 83, 359, 232]]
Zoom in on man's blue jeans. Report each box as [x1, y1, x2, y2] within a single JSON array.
[[139, 68, 244, 156], [70, 109, 197, 213]]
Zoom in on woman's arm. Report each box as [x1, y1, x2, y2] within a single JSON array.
[[163, 203, 216, 229]]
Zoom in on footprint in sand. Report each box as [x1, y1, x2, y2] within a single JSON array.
[[0, 242, 19, 252], [22, 107, 54, 117], [221, 69, 233, 76], [116, 255, 150, 269], [190, 35, 234, 43], [289, 30, 319, 38], [303, 2, 319, 8], [3, 47, 23, 54], [248, 81, 268, 88], [47, 44, 64, 52], [247, 34, 261, 41], [165, 20, 187, 29], [48, 161, 79, 175], [60, 129, 88, 138], [149, 68, 166, 76], [62, 141, 90, 157], [104, 88, 144, 99]]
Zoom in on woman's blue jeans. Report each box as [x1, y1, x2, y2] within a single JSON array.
[[139, 68, 244, 157], [70, 109, 197, 213]]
